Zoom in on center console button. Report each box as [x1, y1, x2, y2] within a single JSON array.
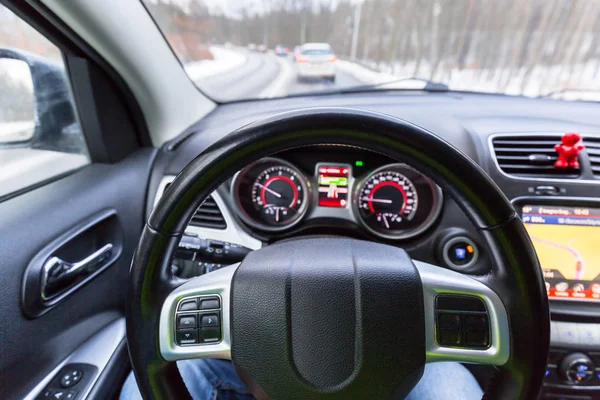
[[557, 322, 580, 346], [578, 324, 600, 347]]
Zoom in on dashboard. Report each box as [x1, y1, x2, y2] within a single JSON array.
[[149, 91, 600, 398]]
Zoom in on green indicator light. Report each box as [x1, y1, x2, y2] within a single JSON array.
[[355, 160, 363, 167]]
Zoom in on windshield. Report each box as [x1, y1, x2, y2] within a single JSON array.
[[142, 0, 600, 102]]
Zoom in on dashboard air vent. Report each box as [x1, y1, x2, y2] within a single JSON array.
[[491, 135, 580, 178], [163, 184, 227, 230], [583, 136, 600, 178]]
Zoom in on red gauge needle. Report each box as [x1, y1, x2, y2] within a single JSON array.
[[256, 182, 282, 198]]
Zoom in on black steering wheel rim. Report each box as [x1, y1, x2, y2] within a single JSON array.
[[127, 107, 549, 399]]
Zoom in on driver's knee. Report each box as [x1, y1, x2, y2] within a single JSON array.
[[120, 359, 252, 400], [406, 362, 483, 400]]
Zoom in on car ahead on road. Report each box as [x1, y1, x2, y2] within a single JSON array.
[[257, 44, 267, 53], [295, 43, 337, 82], [247, 43, 256, 52], [274, 45, 288, 56]]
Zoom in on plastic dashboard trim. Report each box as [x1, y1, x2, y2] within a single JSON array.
[[488, 132, 600, 185], [154, 176, 262, 250]]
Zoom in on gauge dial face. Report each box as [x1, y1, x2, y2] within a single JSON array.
[[251, 166, 306, 225], [355, 164, 441, 239], [233, 159, 309, 231], [357, 170, 418, 230]]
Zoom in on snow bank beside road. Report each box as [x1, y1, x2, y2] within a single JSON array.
[[185, 46, 246, 81]]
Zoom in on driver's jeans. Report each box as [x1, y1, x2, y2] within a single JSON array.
[[120, 359, 483, 400]]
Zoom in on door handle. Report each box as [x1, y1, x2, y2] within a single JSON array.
[[41, 243, 113, 301]]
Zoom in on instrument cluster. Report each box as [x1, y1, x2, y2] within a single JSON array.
[[231, 153, 442, 240]]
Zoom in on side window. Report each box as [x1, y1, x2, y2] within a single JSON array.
[[0, 5, 89, 198]]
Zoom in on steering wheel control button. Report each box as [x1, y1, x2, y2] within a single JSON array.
[[176, 329, 198, 345], [178, 299, 198, 311], [201, 314, 219, 327], [441, 236, 479, 271], [435, 295, 490, 350], [59, 369, 82, 388], [177, 315, 197, 329], [437, 313, 461, 330], [199, 298, 220, 310], [174, 295, 222, 347], [200, 327, 221, 343], [465, 331, 489, 348], [464, 315, 489, 331], [437, 329, 462, 346], [436, 295, 486, 312]]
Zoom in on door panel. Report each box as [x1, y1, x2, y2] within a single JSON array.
[[0, 148, 155, 399], [22, 209, 123, 317]]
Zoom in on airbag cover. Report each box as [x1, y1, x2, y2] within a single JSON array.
[[230, 238, 425, 399]]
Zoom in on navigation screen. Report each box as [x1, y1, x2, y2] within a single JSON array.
[[317, 165, 350, 208], [522, 205, 600, 300]]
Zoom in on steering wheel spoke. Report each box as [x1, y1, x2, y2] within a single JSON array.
[[414, 260, 510, 366], [158, 264, 239, 362]]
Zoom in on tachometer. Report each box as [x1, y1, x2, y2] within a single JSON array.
[[233, 158, 309, 231], [251, 165, 306, 225], [355, 164, 442, 239]]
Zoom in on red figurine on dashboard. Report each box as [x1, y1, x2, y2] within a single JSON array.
[[554, 132, 584, 168]]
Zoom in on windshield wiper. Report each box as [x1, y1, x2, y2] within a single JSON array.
[[287, 76, 449, 98], [340, 77, 449, 94]]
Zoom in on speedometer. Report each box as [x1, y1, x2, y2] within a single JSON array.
[[232, 158, 310, 231], [355, 164, 442, 239], [357, 170, 418, 229]]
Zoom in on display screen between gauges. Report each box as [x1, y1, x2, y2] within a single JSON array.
[[355, 164, 442, 239], [316, 164, 350, 208], [232, 158, 309, 231]]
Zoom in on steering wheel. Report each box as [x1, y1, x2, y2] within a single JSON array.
[[127, 108, 549, 400]]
